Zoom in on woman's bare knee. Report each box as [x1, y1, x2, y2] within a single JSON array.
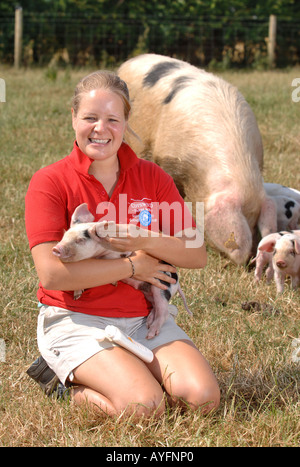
[[171, 380, 220, 414], [72, 381, 165, 418], [120, 391, 166, 418], [151, 340, 220, 414], [111, 377, 166, 417], [193, 383, 220, 414]]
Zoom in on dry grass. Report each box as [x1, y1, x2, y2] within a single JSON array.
[[0, 66, 299, 447]]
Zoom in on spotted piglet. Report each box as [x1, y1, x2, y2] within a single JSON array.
[[52, 203, 192, 339], [264, 183, 300, 230], [257, 231, 300, 293]]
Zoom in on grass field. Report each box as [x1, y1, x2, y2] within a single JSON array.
[[0, 65, 299, 447]]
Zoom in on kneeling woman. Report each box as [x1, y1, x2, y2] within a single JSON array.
[[25, 70, 220, 417]]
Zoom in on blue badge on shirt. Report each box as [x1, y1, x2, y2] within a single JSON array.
[[139, 209, 152, 226]]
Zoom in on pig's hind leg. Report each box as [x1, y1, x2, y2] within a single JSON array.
[[253, 250, 274, 283], [291, 275, 300, 290], [146, 286, 171, 339]]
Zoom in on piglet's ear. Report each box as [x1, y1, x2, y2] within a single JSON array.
[[258, 240, 276, 253], [294, 237, 300, 254], [71, 203, 95, 227], [258, 233, 281, 253], [94, 220, 116, 239]]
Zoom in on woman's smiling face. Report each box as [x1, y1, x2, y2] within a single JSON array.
[[72, 88, 127, 163]]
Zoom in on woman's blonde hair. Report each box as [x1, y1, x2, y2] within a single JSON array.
[[72, 70, 131, 119]]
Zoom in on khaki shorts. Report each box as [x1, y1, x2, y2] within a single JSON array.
[[37, 305, 192, 385]]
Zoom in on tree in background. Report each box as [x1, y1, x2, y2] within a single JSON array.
[[0, 0, 299, 66]]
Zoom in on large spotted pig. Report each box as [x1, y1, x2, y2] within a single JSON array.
[[118, 54, 277, 265], [52, 203, 192, 339]]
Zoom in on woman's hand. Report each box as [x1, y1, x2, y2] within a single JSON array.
[[99, 223, 155, 253], [130, 250, 177, 290], [101, 223, 207, 271], [100, 224, 178, 289]]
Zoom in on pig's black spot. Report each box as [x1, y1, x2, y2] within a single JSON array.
[[163, 288, 171, 302], [157, 263, 178, 303], [159, 261, 178, 283], [143, 62, 181, 88], [163, 76, 193, 104], [83, 229, 91, 239], [284, 200, 295, 219], [158, 272, 178, 288], [138, 282, 151, 293]]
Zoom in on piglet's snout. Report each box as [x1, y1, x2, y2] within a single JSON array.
[[276, 260, 287, 269], [52, 245, 62, 256], [52, 244, 71, 260]]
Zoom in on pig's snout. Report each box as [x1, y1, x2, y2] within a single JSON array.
[[52, 245, 61, 256], [276, 259, 287, 269], [52, 244, 71, 260]]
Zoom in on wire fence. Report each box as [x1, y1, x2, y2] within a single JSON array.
[[0, 12, 299, 68]]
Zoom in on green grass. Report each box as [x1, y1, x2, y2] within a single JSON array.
[[0, 66, 299, 447]]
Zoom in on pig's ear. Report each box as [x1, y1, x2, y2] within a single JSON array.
[[94, 220, 116, 239], [71, 203, 95, 227], [294, 236, 300, 254], [258, 233, 280, 252]]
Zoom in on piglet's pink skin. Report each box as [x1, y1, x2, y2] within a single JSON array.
[[257, 232, 300, 293], [52, 203, 192, 338], [52, 203, 130, 262]]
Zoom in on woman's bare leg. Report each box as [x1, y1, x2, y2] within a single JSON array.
[[71, 346, 165, 417], [71, 385, 117, 416], [69, 340, 219, 417], [147, 340, 220, 414]]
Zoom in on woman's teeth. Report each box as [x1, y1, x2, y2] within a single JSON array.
[[90, 139, 110, 144]]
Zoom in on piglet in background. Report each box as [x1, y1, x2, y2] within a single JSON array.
[[253, 184, 300, 282], [118, 54, 277, 265], [52, 203, 192, 339], [256, 231, 300, 293], [264, 183, 300, 230]]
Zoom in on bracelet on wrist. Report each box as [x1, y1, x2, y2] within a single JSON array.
[[127, 257, 135, 277]]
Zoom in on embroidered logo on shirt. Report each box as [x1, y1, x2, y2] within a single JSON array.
[[129, 198, 156, 226], [139, 209, 152, 226]]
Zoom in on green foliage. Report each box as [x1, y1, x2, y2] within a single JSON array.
[[0, 1, 299, 67], [1, 0, 299, 17]]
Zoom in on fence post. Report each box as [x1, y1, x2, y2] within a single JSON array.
[[0, 79, 5, 102], [267, 14, 277, 68], [14, 6, 23, 69]]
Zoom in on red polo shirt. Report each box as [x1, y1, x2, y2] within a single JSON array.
[[25, 142, 195, 317]]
